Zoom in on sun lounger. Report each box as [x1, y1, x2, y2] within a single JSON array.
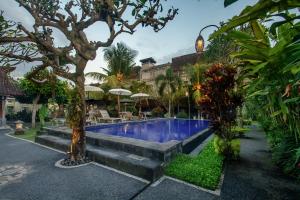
[[98, 110, 123, 123]]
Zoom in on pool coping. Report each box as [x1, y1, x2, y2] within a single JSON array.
[[42, 119, 212, 162]]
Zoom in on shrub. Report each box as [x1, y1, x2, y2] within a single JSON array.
[[6, 110, 32, 123], [151, 106, 164, 117], [232, 126, 250, 137], [165, 140, 224, 190], [270, 133, 300, 179], [200, 64, 243, 158], [213, 135, 240, 159], [176, 111, 188, 119]]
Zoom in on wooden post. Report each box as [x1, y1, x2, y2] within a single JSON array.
[[0, 96, 6, 126]]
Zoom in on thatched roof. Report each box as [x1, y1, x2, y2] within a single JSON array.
[[0, 68, 23, 96]]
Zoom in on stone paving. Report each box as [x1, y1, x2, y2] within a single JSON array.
[[220, 126, 300, 200], [1, 127, 300, 200]]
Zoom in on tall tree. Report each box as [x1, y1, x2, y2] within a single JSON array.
[[18, 70, 68, 128], [155, 68, 181, 117], [1, 0, 178, 161], [0, 12, 37, 68], [86, 42, 137, 82]]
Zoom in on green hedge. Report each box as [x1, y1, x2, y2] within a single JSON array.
[[165, 140, 224, 190]]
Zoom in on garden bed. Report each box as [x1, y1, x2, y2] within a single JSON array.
[[14, 128, 38, 141], [165, 140, 224, 190]]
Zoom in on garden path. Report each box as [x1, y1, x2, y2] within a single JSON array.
[[221, 126, 300, 200]]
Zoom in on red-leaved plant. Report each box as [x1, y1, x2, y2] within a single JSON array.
[[200, 63, 243, 158]]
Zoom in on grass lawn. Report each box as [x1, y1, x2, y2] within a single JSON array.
[[14, 128, 38, 142], [165, 140, 224, 190]]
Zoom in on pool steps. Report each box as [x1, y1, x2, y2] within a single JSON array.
[[35, 126, 212, 182], [36, 128, 164, 181]]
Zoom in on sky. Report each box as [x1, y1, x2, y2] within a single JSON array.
[[0, 0, 258, 82]]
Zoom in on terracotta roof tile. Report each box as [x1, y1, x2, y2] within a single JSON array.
[[0, 68, 23, 96]]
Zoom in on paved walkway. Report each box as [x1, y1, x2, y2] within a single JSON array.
[[0, 130, 216, 200], [221, 126, 300, 200], [1, 127, 299, 200]]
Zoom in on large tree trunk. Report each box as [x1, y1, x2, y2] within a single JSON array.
[[32, 94, 40, 128], [69, 69, 86, 161]]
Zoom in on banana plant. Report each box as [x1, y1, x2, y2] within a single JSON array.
[[228, 19, 300, 140]]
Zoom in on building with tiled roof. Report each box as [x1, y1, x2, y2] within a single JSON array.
[[139, 53, 200, 86], [0, 67, 23, 126]]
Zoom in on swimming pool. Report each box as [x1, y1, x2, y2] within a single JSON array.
[[86, 119, 209, 143]]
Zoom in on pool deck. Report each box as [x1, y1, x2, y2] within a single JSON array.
[[35, 124, 212, 181]]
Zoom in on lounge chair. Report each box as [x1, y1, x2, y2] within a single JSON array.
[[98, 110, 123, 123], [119, 112, 139, 121]]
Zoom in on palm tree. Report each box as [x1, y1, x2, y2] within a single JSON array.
[[186, 63, 208, 105], [86, 42, 138, 82], [155, 68, 181, 117]]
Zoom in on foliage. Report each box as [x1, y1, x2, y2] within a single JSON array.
[[214, 0, 300, 38], [186, 63, 208, 105], [201, 64, 242, 136], [151, 106, 164, 118], [13, 127, 38, 142], [6, 110, 32, 123], [232, 126, 250, 137], [214, 135, 240, 159], [219, 0, 300, 177], [17, 70, 69, 104], [204, 30, 237, 64], [270, 131, 300, 179], [176, 111, 188, 119], [129, 80, 153, 95], [228, 20, 300, 139], [165, 140, 224, 190], [86, 42, 138, 82], [38, 105, 49, 128], [0, 12, 38, 67], [199, 64, 242, 158], [1, 0, 178, 159], [155, 68, 182, 116]]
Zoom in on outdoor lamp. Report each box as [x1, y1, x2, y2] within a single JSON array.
[[195, 34, 204, 53], [15, 120, 24, 135], [195, 24, 220, 53], [185, 91, 189, 97]]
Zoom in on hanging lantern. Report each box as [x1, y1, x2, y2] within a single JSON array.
[[195, 34, 204, 53]]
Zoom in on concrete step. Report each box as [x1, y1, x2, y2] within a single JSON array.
[[0, 127, 13, 134], [35, 135, 163, 181], [41, 127, 180, 162]]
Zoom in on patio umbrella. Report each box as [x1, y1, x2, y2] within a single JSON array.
[[85, 85, 104, 99], [109, 88, 132, 114], [131, 93, 150, 113]]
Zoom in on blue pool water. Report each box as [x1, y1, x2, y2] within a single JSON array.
[[86, 119, 209, 143]]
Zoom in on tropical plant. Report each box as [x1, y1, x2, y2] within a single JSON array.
[[86, 42, 138, 82], [17, 70, 68, 128], [215, 0, 300, 38], [204, 30, 237, 64], [1, 0, 178, 161], [200, 63, 243, 158], [38, 104, 49, 128], [217, 0, 300, 177], [129, 80, 153, 95], [155, 68, 182, 117], [186, 63, 208, 105], [151, 106, 164, 118]]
